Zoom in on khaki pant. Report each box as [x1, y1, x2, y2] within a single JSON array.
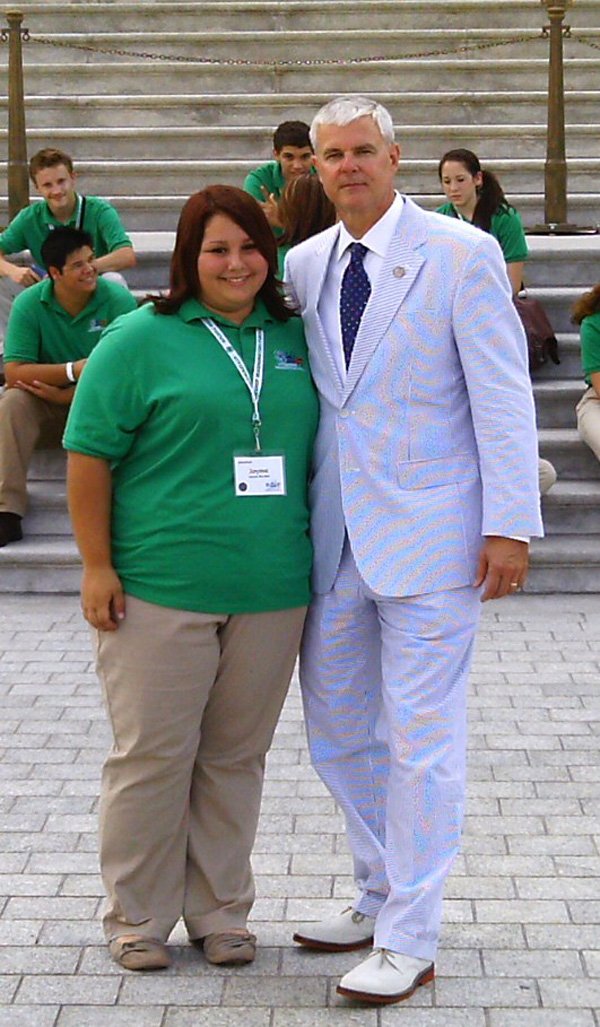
[[95, 594, 306, 943], [576, 386, 600, 463], [0, 388, 67, 516]]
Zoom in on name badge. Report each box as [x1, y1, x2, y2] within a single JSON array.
[[234, 454, 286, 496]]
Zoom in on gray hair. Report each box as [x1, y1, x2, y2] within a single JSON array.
[[310, 95, 395, 150]]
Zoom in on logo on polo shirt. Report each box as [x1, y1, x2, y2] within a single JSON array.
[[88, 318, 108, 332], [274, 350, 305, 371]]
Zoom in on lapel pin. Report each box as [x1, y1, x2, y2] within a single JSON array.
[[393, 266, 406, 278]]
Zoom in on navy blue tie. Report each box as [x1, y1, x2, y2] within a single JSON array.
[[340, 242, 371, 368]]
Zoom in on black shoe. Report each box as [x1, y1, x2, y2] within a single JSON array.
[[0, 512, 23, 547]]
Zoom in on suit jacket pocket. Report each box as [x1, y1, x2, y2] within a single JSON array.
[[397, 453, 479, 490]]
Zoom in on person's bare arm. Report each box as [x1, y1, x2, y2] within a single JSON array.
[[92, 246, 136, 275], [0, 252, 41, 287], [506, 261, 524, 296], [4, 358, 86, 389], [590, 370, 600, 400], [67, 452, 125, 631]]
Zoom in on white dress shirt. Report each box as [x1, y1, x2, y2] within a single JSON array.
[[318, 192, 404, 380]]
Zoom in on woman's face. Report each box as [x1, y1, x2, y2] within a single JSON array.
[[440, 160, 482, 211], [197, 213, 269, 323]]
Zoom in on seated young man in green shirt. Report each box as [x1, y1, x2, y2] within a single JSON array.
[[0, 147, 136, 351], [243, 121, 314, 234], [0, 226, 137, 547]]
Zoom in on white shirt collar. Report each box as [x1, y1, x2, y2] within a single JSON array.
[[336, 192, 404, 261]]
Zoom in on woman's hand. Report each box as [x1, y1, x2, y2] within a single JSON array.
[[81, 566, 126, 631]]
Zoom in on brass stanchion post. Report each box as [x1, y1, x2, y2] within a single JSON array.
[[530, 0, 595, 233], [3, 10, 29, 220]]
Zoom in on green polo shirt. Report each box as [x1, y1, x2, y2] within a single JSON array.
[[580, 310, 600, 386], [3, 276, 137, 365], [243, 160, 287, 204], [0, 195, 132, 269], [436, 202, 529, 263], [63, 298, 319, 615]]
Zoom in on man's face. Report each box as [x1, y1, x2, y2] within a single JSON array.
[[275, 145, 314, 183], [314, 116, 400, 226], [51, 246, 98, 297], [33, 164, 77, 218]]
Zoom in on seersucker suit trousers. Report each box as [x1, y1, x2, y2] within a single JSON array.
[[300, 537, 481, 961]]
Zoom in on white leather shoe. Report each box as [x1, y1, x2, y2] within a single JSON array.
[[293, 906, 376, 952], [337, 948, 434, 1004]]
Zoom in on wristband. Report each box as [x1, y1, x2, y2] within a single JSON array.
[[65, 361, 76, 384]]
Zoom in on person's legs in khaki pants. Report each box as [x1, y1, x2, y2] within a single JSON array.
[[577, 387, 600, 463], [0, 388, 67, 516], [96, 595, 306, 944]]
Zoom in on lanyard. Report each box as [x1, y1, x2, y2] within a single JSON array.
[[202, 318, 264, 452]]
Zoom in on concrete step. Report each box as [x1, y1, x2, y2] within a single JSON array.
[[525, 236, 600, 287], [538, 428, 600, 481], [24, 481, 71, 536], [5, 123, 600, 162], [527, 535, 600, 593], [29, 448, 67, 481], [8, 59, 600, 95], [0, 536, 80, 593], [533, 380, 584, 429], [5, 91, 600, 130], [530, 335, 581, 382], [527, 288, 586, 334], [12, 0, 600, 34], [4, 193, 595, 234], [540, 480, 600, 535], [3, 157, 599, 200]]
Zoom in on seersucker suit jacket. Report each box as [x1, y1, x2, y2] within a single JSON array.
[[285, 196, 543, 598]]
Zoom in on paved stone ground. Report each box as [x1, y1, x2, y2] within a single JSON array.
[[0, 592, 599, 1026]]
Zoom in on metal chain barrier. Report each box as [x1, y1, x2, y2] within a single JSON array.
[[572, 33, 600, 54], [4, 30, 545, 67]]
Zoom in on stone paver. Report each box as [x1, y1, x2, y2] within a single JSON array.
[[0, 593, 599, 1025]]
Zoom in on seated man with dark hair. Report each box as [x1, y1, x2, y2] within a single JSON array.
[[0, 226, 137, 547], [243, 120, 315, 232]]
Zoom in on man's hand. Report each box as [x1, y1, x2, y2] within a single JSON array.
[[81, 566, 126, 631], [474, 536, 529, 601], [8, 265, 42, 288], [260, 187, 283, 229], [14, 380, 75, 405]]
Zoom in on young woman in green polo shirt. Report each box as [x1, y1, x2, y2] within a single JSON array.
[[573, 284, 600, 464], [64, 186, 318, 973], [437, 148, 528, 296]]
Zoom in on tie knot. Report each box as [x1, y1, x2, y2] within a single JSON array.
[[349, 242, 369, 264]]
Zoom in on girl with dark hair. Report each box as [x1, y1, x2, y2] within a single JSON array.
[[437, 148, 528, 295], [277, 172, 336, 276], [63, 186, 318, 972], [573, 283, 600, 463]]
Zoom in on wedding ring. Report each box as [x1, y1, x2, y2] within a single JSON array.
[[509, 582, 519, 588]]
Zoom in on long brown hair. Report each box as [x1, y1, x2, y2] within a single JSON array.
[[278, 173, 336, 248], [572, 284, 600, 325], [438, 148, 512, 234], [151, 185, 294, 321]]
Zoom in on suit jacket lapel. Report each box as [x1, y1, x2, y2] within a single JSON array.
[[342, 199, 427, 401], [306, 225, 345, 399]]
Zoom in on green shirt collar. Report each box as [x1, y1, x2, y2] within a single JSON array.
[[42, 192, 81, 228], [39, 273, 104, 320], [178, 296, 274, 329]]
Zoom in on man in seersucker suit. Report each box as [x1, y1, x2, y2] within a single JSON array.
[[285, 96, 543, 1006]]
